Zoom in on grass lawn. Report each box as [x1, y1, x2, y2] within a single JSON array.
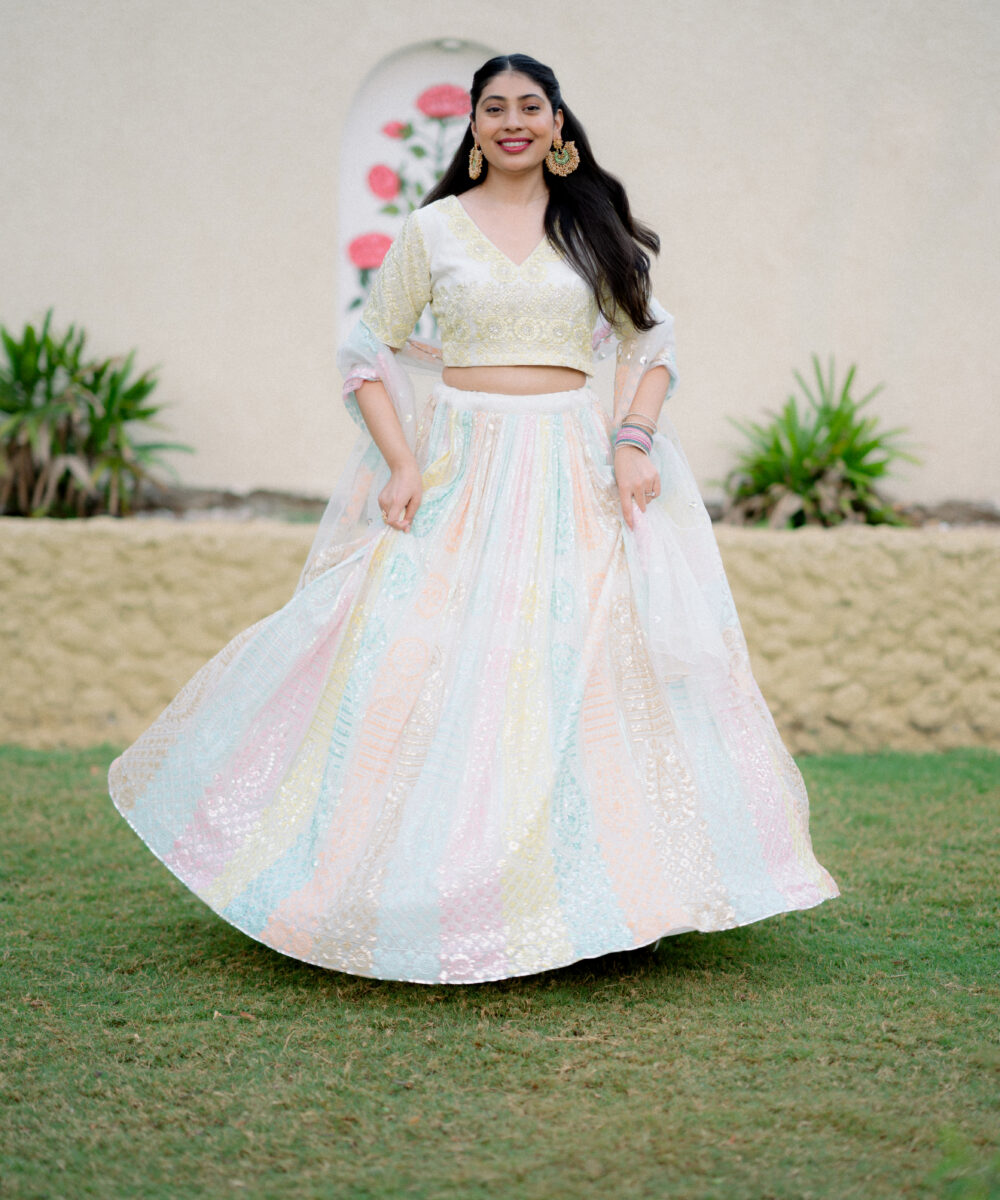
[[1, 746, 998, 1200]]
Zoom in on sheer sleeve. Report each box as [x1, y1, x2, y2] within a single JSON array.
[[360, 213, 432, 350], [611, 300, 678, 424]]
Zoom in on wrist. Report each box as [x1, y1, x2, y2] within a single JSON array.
[[613, 425, 652, 456], [620, 411, 657, 433], [385, 450, 418, 473]]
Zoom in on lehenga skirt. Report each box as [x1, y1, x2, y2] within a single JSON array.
[[109, 381, 838, 984]]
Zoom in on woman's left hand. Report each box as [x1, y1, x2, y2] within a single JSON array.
[[614, 445, 661, 531]]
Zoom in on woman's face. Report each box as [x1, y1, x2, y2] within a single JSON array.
[[471, 71, 563, 177]]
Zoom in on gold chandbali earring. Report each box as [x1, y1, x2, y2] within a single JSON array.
[[468, 140, 483, 180], [545, 134, 579, 177]]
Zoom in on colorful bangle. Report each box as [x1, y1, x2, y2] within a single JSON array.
[[614, 426, 653, 455], [621, 412, 657, 433]]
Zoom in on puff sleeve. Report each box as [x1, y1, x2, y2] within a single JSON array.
[[360, 213, 432, 349]]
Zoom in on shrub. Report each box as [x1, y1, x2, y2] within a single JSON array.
[[0, 310, 191, 517], [722, 355, 916, 527]]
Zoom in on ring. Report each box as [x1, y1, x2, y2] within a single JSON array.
[[644, 490, 656, 498]]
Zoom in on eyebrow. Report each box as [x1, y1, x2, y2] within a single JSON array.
[[481, 93, 545, 102]]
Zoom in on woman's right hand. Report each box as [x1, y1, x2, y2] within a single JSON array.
[[354, 379, 423, 533], [378, 457, 422, 533]]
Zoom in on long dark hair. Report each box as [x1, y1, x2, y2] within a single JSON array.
[[423, 53, 660, 332]]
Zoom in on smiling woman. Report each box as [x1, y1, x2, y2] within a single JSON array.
[[109, 52, 839, 985]]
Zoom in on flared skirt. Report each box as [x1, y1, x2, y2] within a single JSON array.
[[109, 382, 838, 983]]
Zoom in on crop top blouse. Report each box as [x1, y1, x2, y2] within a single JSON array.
[[361, 194, 602, 377]]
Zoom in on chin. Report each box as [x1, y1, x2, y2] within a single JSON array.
[[490, 153, 545, 172]]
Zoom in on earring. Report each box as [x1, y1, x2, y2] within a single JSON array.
[[545, 135, 579, 177], [468, 141, 483, 180]]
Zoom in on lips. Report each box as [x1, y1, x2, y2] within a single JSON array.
[[497, 139, 532, 153]]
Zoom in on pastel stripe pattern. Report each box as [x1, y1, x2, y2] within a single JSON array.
[[109, 383, 839, 983]]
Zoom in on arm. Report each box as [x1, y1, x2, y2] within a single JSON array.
[[614, 364, 671, 530], [355, 377, 422, 532], [349, 214, 432, 533]]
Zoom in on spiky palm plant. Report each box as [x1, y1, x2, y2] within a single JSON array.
[[0, 310, 191, 516], [723, 355, 917, 527]]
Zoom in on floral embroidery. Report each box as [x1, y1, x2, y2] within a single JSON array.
[[361, 216, 432, 348], [443, 195, 552, 282], [362, 196, 600, 374]]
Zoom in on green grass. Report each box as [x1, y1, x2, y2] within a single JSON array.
[[2, 746, 998, 1200]]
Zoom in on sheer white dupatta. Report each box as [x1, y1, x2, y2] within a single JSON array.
[[294, 296, 720, 686], [299, 303, 684, 589], [600, 301, 741, 680], [297, 321, 443, 589]]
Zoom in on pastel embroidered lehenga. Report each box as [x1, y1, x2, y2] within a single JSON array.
[[109, 195, 838, 984]]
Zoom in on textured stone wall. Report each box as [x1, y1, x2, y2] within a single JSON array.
[[716, 526, 999, 754], [1, 518, 997, 753]]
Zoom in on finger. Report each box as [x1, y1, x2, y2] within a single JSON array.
[[403, 492, 421, 524], [620, 491, 635, 530], [634, 490, 647, 514]]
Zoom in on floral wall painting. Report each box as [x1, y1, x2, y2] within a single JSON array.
[[339, 40, 494, 339]]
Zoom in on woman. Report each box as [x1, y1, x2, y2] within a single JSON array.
[[110, 53, 838, 984]]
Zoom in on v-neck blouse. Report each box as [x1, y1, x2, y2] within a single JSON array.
[[360, 195, 601, 376]]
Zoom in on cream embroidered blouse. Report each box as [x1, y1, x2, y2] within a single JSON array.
[[361, 194, 601, 377]]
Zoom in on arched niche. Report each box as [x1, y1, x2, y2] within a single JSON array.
[[338, 39, 495, 339]]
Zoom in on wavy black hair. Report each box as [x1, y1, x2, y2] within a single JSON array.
[[422, 53, 660, 332]]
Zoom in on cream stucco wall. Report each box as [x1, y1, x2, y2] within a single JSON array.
[[1, 1, 997, 506], [1, 519, 996, 754]]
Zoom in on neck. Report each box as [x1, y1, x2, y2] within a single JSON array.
[[476, 167, 549, 207]]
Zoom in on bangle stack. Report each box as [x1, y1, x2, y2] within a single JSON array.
[[613, 412, 658, 456]]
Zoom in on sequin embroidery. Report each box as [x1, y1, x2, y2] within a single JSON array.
[[362, 196, 600, 375]]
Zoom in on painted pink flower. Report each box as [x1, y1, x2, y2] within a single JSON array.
[[381, 120, 408, 138], [347, 232, 392, 270], [416, 83, 470, 119], [367, 164, 401, 200]]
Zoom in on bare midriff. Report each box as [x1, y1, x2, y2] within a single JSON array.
[[442, 364, 587, 395]]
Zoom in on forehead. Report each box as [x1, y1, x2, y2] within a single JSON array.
[[477, 71, 549, 105]]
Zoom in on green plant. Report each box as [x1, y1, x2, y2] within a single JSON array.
[[722, 355, 917, 528], [0, 310, 191, 517]]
